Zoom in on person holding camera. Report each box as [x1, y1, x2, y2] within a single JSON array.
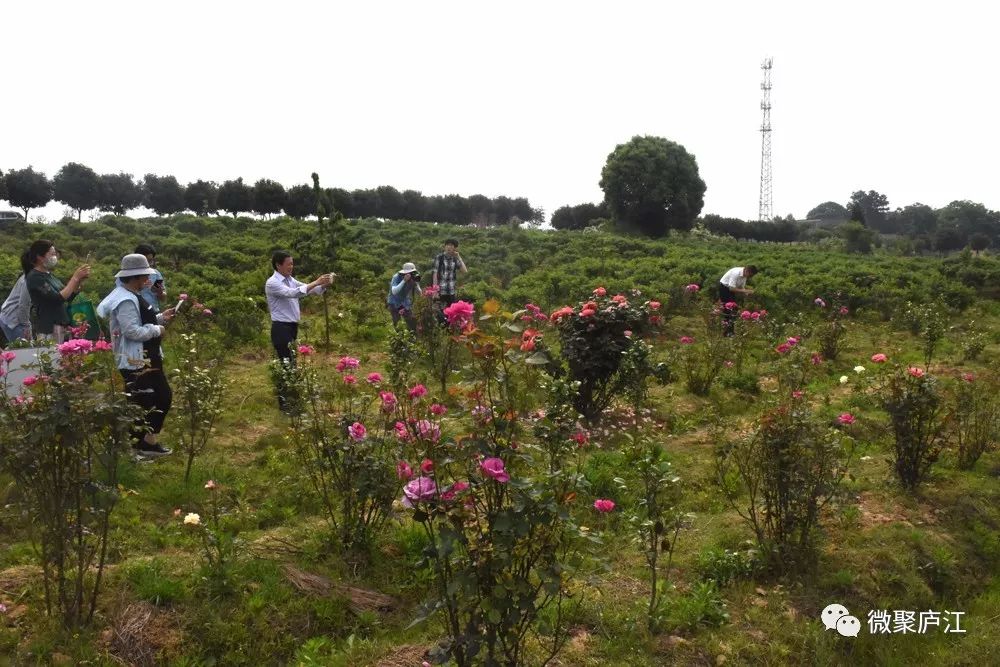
[[132, 243, 166, 313], [387, 262, 422, 332], [24, 239, 91, 343]]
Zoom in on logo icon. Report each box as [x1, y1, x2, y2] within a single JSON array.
[[822, 603, 860, 637]]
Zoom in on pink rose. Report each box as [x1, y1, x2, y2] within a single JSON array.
[[775, 343, 791, 354], [740, 310, 752, 320], [648, 301, 661, 311], [22, 375, 39, 386], [750, 311, 761, 320], [724, 301, 738, 310], [685, 284, 700, 292], [1, 351, 16, 363], [58, 338, 94, 356], [520, 339, 536, 352], [907, 367, 925, 378], [401, 476, 437, 507], [593, 287, 607, 297], [297, 345, 315, 356], [837, 413, 856, 425], [94, 338, 113, 352], [430, 403, 447, 416], [871, 353, 888, 363], [335, 356, 360, 372], [408, 384, 428, 400], [442, 301, 475, 328], [480, 457, 510, 483], [623, 329, 633, 338], [204, 480, 217, 490], [348, 422, 366, 441], [810, 353, 823, 365], [396, 460, 413, 480], [202, 309, 212, 316], [571, 430, 590, 446], [814, 297, 827, 307], [366, 372, 383, 385], [593, 499, 616, 513], [839, 306, 849, 315], [420, 458, 434, 474], [179, 293, 189, 301], [786, 337, 799, 346], [440, 480, 469, 502], [679, 336, 695, 344], [962, 372, 975, 383], [380, 391, 398, 412], [579, 308, 596, 318], [343, 374, 357, 385], [416, 419, 441, 443]]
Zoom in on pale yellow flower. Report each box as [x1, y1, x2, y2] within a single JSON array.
[[183, 512, 201, 526]]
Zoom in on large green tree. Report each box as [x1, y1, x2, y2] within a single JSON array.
[[599, 135, 706, 236], [551, 202, 607, 230], [284, 184, 315, 219], [847, 190, 889, 229], [218, 178, 253, 218], [97, 173, 144, 215], [53, 162, 100, 221], [806, 201, 848, 221], [252, 179, 286, 218], [890, 203, 938, 237], [184, 180, 219, 216], [5, 166, 52, 220], [937, 200, 999, 245], [143, 174, 186, 215]]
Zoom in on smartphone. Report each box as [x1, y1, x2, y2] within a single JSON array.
[[174, 298, 188, 313]]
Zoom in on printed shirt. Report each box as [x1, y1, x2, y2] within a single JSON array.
[[265, 271, 325, 323], [719, 267, 747, 290], [433, 253, 459, 295]]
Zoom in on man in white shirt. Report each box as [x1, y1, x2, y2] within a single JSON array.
[[265, 250, 333, 362], [718, 265, 758, 336]]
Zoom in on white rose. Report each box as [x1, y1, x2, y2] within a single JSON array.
[[839, 376, 849, 384], [854, 365, 865, 373], [183, 512, 201, 526]]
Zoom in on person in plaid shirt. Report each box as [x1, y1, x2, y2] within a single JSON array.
[[431, 238, 468, 307]]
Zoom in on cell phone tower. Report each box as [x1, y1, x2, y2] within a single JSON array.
[[758, 57, 773, 222]]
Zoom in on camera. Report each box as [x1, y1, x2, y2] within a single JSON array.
[[411, 272, 421, 282]]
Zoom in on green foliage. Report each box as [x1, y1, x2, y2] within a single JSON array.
[[170, 332, 227, 482], [0, 345, 142, 627], [876, 367, 948, 491], [252, 179, 287, 217], [97, 172, 144, 215], [715, 400, 852, 572], [4, 165, 52, 218], [217, 177, 254, 218], [694, 546, 760, 587], [550, 289, 663, 422], [143, 173, 186, 216], [950, 375, 999, 470], [53, 162, 100, 220], [184, 180, 219, 216], [599, 135, 706, 237], [125, 558, 188, 605]]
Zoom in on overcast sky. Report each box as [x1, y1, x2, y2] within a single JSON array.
[[4, 0, 998, 224]]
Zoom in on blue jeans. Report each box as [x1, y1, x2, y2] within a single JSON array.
[[0, 321, 29, 344]]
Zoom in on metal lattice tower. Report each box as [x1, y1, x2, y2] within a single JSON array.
[[758, 57, 773, 222]]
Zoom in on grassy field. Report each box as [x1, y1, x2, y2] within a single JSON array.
[[1, 220, 999, 666]]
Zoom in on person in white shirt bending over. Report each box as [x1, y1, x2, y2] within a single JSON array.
[[718, 265, 758, 336], [265, 250, 333, 362]]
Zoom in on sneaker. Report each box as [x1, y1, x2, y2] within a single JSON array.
[[133, 442, 172, 458]]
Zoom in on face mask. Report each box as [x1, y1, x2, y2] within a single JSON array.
[[43, 256, 59, 270]]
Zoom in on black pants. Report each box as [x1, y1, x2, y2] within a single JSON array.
[[121, 361, 172, 439], [718, 283, 739, 336], [388, 304, 417, 332], [271, 321, 299, 411], [271, 321, 299, 362]]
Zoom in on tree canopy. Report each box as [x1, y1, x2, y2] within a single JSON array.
[[53, 162, 100, 220], [218, 178, 254, 218], [5, 166, 52, 220], [599, 135, 706, 237], [252, 179, 286, 217], [97, 173, 144, 216], [184, 180, 219, 216], [143, 174, 186, 216]]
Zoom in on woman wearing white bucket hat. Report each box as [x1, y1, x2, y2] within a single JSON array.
[[386, 262, 422, 331], [97, 254, 177, 458]]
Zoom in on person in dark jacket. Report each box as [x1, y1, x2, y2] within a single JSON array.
[[23, 240, 91, 343]]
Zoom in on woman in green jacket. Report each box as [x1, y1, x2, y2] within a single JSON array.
[[23, 240, 91, 343]]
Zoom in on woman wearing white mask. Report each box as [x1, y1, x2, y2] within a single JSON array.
[[24, 239, 91, 343]]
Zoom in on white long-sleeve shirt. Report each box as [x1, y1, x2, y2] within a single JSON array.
[[265, 271, 325, 323]]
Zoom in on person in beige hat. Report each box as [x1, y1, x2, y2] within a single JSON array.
[[386, 262, 422, 331], [97, 254, 177, 458]]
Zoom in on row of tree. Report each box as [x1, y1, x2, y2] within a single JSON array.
[[808, 192, 999, 251], [0, 164, 543, 226]]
